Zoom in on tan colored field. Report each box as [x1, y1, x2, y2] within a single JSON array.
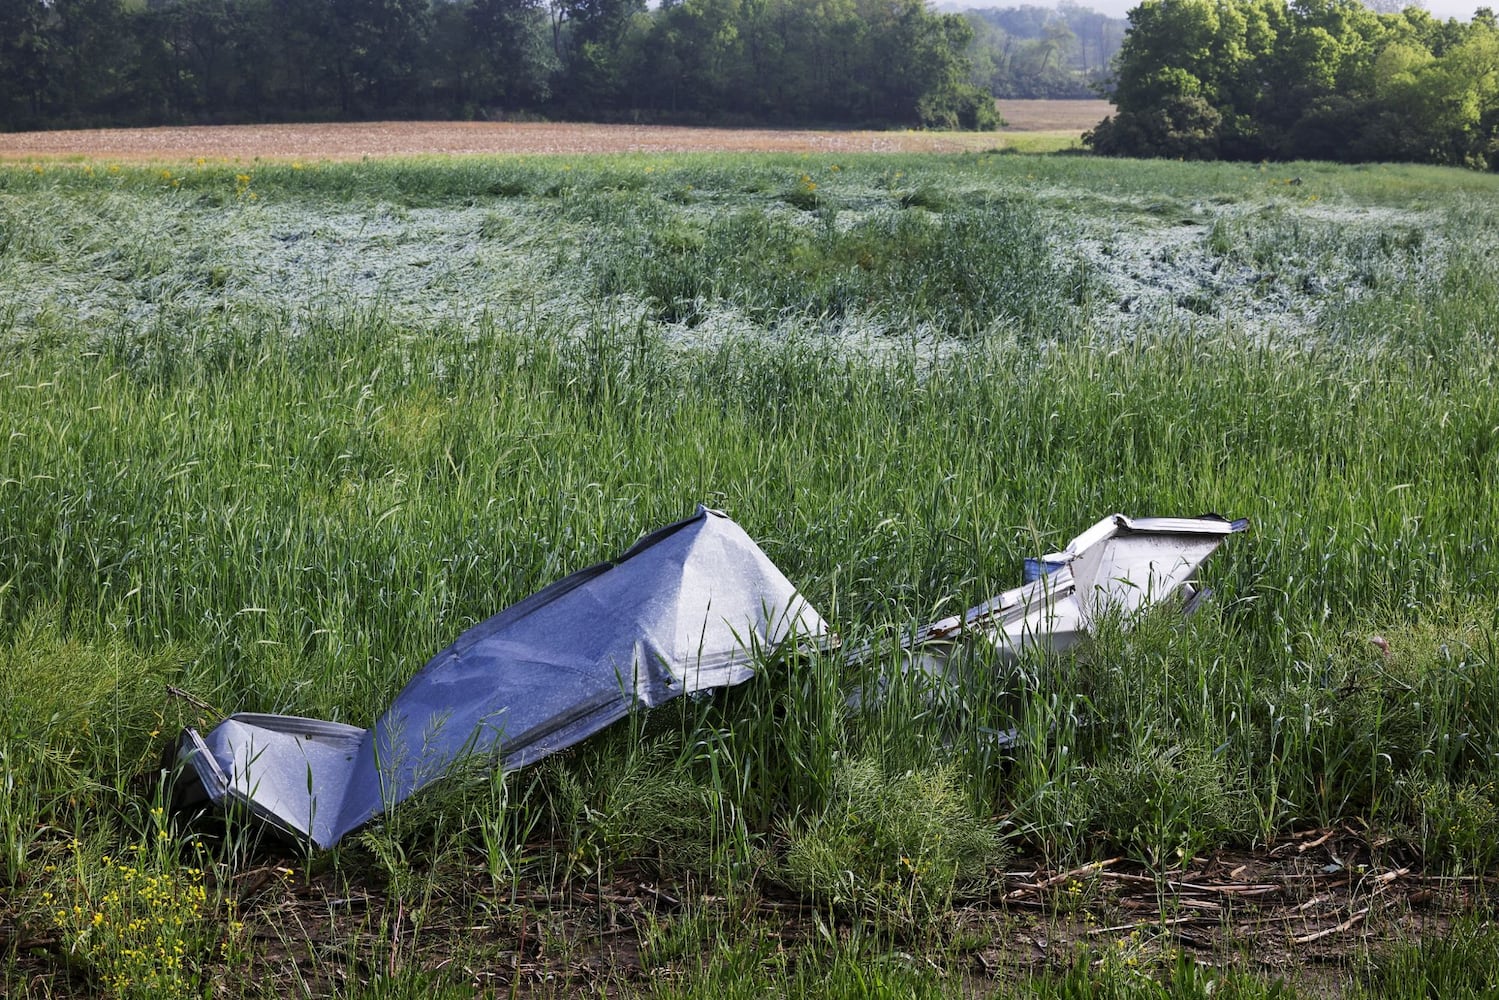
[[0, 106, 1112, 161], [0, 120, 1024, 162], [995, 98, 1113, 131]]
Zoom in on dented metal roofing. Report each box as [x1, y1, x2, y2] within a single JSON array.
[[173, 508, 1244, 848], [174, 507, 826, 848], [844, 513, 1249, 673]]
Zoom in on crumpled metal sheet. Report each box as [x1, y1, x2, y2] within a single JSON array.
[[846, 514, 1248, 674], [173, 507, 826, 848], [173, 509, 1244, 848]]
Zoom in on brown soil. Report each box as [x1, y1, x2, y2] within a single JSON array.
[[0, 121, 1019, 163], [6, 828, 1481, 997], [221, 829, 1489, 996], [0, 107, 1115, 162], [995, 99, 1113, 132]]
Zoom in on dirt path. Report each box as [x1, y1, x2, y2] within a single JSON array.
[[0, 120, 1020, 162]]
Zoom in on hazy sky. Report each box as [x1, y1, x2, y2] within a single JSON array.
[[1026, 0, 1486, 19]]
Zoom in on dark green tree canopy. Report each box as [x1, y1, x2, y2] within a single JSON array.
[[0, 0, 997, 130], [1088, 0, 1499, 169]]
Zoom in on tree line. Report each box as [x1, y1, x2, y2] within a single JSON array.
[[963, 2, 1126, 98], [0, 0, 1001, 131], [1087, 0, 1499, 168]]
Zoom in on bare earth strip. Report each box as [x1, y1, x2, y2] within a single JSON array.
[[0, 120, 1027, 162], [995, 98, 1112, 131]]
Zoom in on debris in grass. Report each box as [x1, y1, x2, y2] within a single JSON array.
[[843, 513, 1247, 676], [173, 506, 826, 848], [171, 509, 1244, 848]]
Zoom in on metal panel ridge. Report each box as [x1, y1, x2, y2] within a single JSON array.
[[844, 512, 1246, 671], [173, 507, 827, 849]]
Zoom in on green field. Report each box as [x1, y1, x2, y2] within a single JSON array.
[[4, 153, 1499, 997]]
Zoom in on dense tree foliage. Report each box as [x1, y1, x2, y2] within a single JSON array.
[[0, 0, 998, 129], [963, 2, 1127, 98], [1088, 0, 1499, 168]]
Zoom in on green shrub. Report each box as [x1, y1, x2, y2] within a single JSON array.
[[780, 756, 1005, 927], [1082, 739, 1251, 866], [552, 735, 730, 881], [589, 198, 1079, 337], [917, 84, 1000, 131], [1085, 96, 1224, 160], [1357, 919, 1499, 1000], [1397, 774, 1499, 872]]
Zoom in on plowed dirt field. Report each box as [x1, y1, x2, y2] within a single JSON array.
[[0, 120, 1011, 161], [996, 98, 1111, 131], [0, 102, 1111, 161]]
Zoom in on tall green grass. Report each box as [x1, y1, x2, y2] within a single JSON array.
[[7, 316, 1499, 882], [4, 154, 1499, 995], [584, 192, 1086, 334]]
